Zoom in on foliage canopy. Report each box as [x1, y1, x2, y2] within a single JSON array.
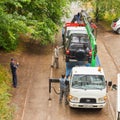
[[80, 0, 120, 22], [0, 0, 71, 50]]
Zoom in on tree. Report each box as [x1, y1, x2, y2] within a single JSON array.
[[0, 0, 71, 50], [80, 0, 120, 22], [0, 1, 28, 51]]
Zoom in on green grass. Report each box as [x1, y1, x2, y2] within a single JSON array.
[[0, 65, 13, 120]]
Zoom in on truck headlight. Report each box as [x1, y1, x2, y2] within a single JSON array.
[[68, 95, 78, 102], [98, 96, 107, 102]]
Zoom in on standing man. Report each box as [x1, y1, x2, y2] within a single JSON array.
[[51, 45, 64, 69], [52, 45, 59, 68], [59, 74, 69, 105], [10, 58, 19, 88]]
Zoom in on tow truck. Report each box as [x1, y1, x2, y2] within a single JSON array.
[[49, 13, 107, 110]]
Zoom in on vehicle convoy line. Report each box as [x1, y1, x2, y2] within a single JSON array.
[[63, 14, 108, 109]]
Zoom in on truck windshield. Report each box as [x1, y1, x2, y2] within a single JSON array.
[[71, 74, 105, 90]]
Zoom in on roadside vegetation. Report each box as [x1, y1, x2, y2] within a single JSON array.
[[1, 0, 120, 51], [0, 0, 71, 51], [1, 0, 119, 51], [80, 0, 120, 23], [0, 65, 13, 120]]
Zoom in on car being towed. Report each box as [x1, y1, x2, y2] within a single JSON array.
[[65, 33, 92, 63]]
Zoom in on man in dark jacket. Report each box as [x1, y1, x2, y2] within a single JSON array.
[[10, 58, 19, 88]]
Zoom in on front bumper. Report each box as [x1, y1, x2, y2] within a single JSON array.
[[69, 101, 106, 108]]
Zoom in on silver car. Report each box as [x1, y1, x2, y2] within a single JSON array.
[[111, 18, 120, 34]]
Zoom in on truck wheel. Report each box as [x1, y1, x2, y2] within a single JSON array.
[[117, 28, 120, 34]]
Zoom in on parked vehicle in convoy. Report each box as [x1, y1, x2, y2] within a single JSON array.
[[65, 33, 92, 62], [111, 18, 120, 34]]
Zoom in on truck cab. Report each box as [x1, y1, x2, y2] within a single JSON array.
[[68, 66, 107, 109]]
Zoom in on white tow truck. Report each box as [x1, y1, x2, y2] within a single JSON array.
[[67, 65, 107, 109]]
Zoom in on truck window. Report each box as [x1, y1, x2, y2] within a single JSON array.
[[71, 74, 105, 90]]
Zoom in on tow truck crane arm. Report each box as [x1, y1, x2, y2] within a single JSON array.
[[83, 16, 97, 67]]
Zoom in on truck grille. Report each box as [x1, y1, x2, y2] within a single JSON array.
[[80, 98, 96, 103]]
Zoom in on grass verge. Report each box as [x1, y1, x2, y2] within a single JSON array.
[[0, 65, 14, 120]]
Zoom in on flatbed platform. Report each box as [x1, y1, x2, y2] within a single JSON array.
[[66, 55, 101, 77]]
